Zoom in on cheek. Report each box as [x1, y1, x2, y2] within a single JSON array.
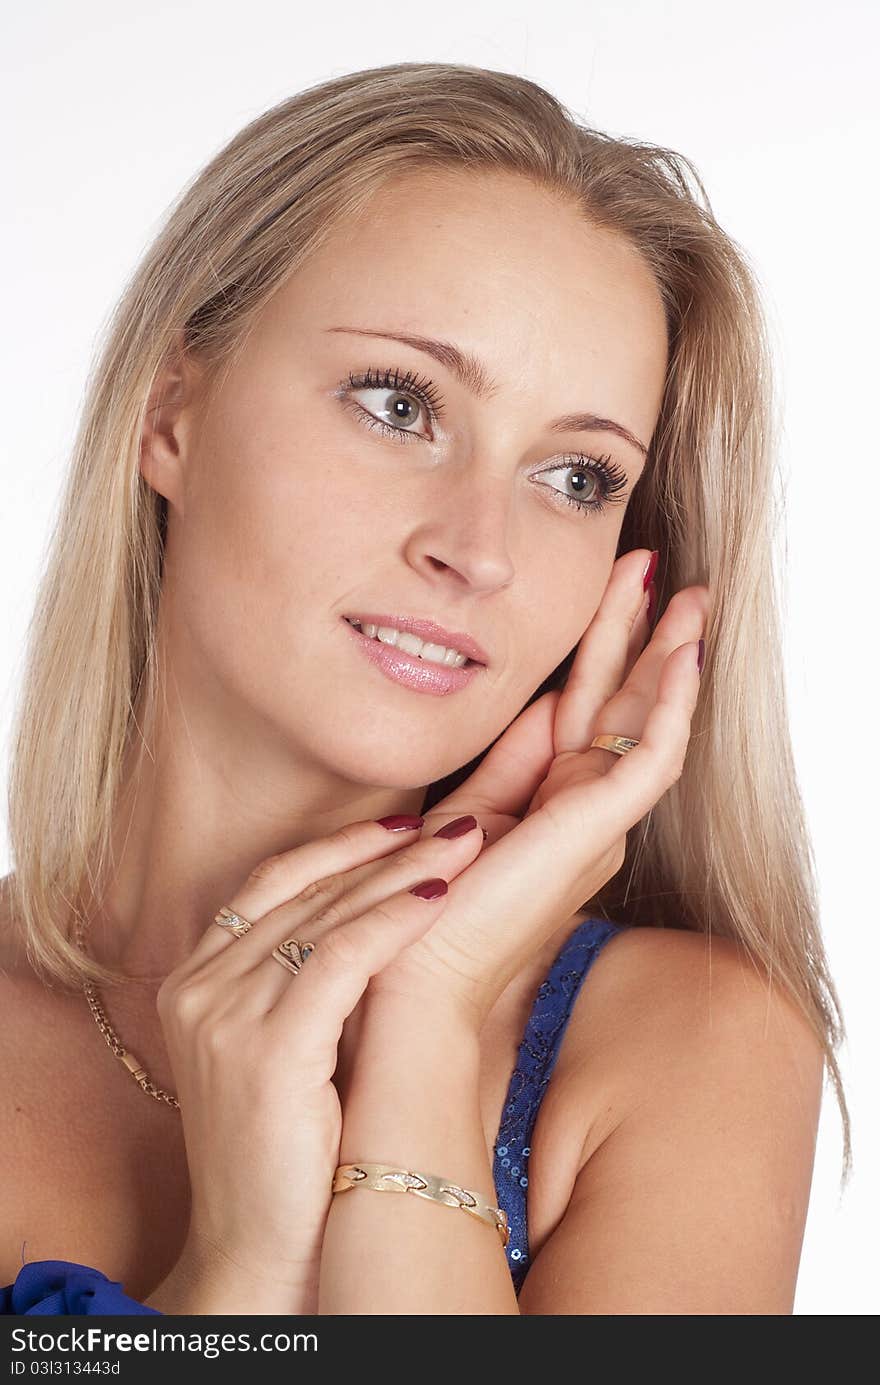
[[166, 418, 329, 693], [526, 545, 614, 672], [181, 400, 369, 613]]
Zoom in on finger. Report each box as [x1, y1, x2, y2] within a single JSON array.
[[623, 585, 652, 684], [457, 637, 704, 926], [585, 638, 703, 835], [429, 556, 650, 822], [264, 875, 454, 1048], [199, 819, 485, 1015], [553, 549, 655, 755], [167, 816, 427, 981], [429, 550, 652, 821], [431, 689, 561, 822], [589, 583, 710, 766], [374, 640, 703, 1005], [578, 583, 707, 782]]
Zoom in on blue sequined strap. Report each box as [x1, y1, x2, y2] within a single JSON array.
[[493, 917, 622, 1291]]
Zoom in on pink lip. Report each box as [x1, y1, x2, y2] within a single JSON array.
[[341, 613, 489, 666], [341, 618, 485, 697]]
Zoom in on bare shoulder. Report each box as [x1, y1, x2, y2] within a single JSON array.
[[0, 875, 59, 1280], [518, 922, 826, 1313], [0, 873, 63, 1120], [580, 919, 826, 1026], [568, 922, 825, 1154], [0, 875, 84, 1195], [586, 921, 824, 1054]]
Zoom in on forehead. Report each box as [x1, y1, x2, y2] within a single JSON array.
[[262, 168, 669, 449]]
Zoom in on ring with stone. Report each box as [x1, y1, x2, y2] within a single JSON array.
[[213, 905, 254, 938], [271, 938, 317, 975]]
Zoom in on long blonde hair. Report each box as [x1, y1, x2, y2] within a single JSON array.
[[3, 61, 850, 1183]]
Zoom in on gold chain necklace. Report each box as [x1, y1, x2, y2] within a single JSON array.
[[74, 911, 181, 1111]]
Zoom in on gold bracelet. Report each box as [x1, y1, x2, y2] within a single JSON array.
[[332, 1161, 510, 1248]]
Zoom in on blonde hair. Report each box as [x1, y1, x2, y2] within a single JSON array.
[[3, 61, 850, 1183]]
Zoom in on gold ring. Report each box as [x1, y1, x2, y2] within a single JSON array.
[[271, 938, 317, 975], [589, 734, 640, 756], [213, 905, 254, 938]]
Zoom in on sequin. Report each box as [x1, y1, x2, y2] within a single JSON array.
[[491, 918, 623, 1295]]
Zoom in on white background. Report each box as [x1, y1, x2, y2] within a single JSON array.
[[2, 1, 877, 1315]]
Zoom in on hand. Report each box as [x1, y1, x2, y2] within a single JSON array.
[[153, 812, 489, 1311], [361, 547, 710, 1025]]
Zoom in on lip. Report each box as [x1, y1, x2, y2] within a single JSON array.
[[341, 617, 485, 697], [340, 613, 489, 666]]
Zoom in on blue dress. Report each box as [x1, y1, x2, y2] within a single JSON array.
[[1, 916, 622, 1313]]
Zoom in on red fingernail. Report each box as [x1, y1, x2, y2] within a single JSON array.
[[376, 814, 425, 831], [642, 550, 659, 590], [433, 814, 478, 839], [696, 638, 705, 674], [409, 877, 449, 900]]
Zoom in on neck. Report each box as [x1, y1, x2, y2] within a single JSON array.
[[73, 678, 426, 987]]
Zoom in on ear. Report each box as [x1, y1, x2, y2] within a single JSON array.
[[139, 329, 206, 515]]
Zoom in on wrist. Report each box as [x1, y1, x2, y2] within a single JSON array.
[[351, 993, 483, 1096], [145, 1231, 317, 1315], [360, 983, 484, 1047], [341, 1000, 488, 1179]]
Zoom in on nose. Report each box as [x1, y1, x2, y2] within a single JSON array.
[[402, 466, 517, 594]]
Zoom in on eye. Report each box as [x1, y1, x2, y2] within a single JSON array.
[[338, 366, 444, 443], [532, 454, 630, 518], [336, 365, 631, 520]]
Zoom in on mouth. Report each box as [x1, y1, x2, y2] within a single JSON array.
[[341, 615, 488, 669]]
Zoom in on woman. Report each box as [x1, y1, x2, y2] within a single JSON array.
[[0, 62, 848, 1316]]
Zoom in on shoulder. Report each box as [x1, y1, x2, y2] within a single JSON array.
[[0, 873, 80, 1146], [564, 921, 825, 1167], [0, 876, 51, 1281], [518, 923, 825, 1312], [0, 874, 57, 1111], [574, 919, 825, 1063]]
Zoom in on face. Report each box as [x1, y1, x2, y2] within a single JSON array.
[[146, 168, 668, 794]]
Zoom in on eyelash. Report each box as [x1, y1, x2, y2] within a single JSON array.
[[339, 365, 629, 518]]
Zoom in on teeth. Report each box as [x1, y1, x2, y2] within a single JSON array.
[[346, 619, 470, 667]]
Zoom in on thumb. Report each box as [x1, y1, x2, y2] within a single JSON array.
[[434, 689, 562, 821]]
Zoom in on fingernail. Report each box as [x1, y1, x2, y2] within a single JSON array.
[[696, 638, 705, 674], [376, 814, 425, 831], [642, 550, 659, 590], [409, 877, 449, 900], [646, 580, 657, 627], [433, 814, 478, 839]]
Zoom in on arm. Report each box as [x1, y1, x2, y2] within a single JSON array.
[[318, 996, 519, 1315], [144, 1231, 317, 1314], [516, 931, 825, 1315]]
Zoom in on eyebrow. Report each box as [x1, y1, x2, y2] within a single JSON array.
[[325, 325, 649, 458]]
